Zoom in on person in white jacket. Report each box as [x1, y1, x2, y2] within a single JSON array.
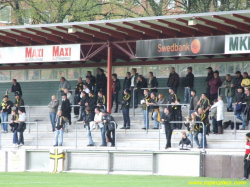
[[94, 108, 106, 146], [211, 95, 224, 134]]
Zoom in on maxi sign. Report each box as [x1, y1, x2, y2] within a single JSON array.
[[0, 44, 80, 64], [136, 34, 250, 58]]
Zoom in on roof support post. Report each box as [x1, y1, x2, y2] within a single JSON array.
[[107, 43, 113, 114]]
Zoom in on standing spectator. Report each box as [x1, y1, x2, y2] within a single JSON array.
[[120, 89, 131, 129], [94, 108, 106, 146], [112, 73, 121, 113], [242, 88, 250, 130], [96, 68, 107, 95], [130, 68, 139, 108], [78, 91, 88, 121], [17, 107, 26, 146], [86, 77, 93, 91], [161, 108, 173, 149], [59, 77, 71, 92], [1, 94, 13, 133], [241, 72, 250, 88], [48, 95, 59, 132], [196, 93, 211, 116], [85, 91, 96, 113], [147, 92, 160, 129], [205, 67, 214, 100], [123, 72, 131, 92], [184, 67, 194, 104], [14, 91, 24, 113], [195, 108, 209, 149], [157, 93, 166, 116], [83, 107, 94, 146], [10, 79, 22, 96], [9, 109, 19, 147], [209, 71, 222, 102], [53, 110, 66, 147], [234, 71, 243, 90], [211, 96, 224, 134], [96, 91, 106, 109], [235, 87, 246, 129], [167, 67, 179, 94], [222, 74, 235, 112], [83, 84, 90, 94], [174, 99, 183, 129], [74, 77, 83, 118], [61, 93, 71, 125], [102, 110, 116, 147], [136, 75, 147, 97], [141, 89, 150, 130], [64, 89, 73, 105], [189, 90, 199, 116], [147, 72, 158, 93], [167, 88, 178, 114], [86, 71, 96, 88], [243, 132, 250, 180], [210, 100, 218, 134]]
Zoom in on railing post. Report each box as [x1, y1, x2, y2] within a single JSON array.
[[75, 122, 78, 149], [114, 121, 117, 149], [202, 122, 205, 153], [133, 88, 135, 117], [158, 123, 161, 150], [146, 105, 148, 134], [36, 122, 38, 148], [0, 125, 2, 150], [234, 115, 236, 140]]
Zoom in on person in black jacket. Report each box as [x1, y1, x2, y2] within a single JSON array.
[[102, 110, 116, 147], [83, 107, 94, 146], [179, 131, 191, 150], [10, 79, 22, 96], [96, 68, 107, 96], [86, 77, 93, 91], [1, 94, 14, 133], [123, 72, 131, 91], [61, 93, 71, 125], [147, 72, 158, 93], [161, 108, 173, 149], [85, 91, 96, 113], [235, 87, 246, 128], [184, 67, 194, 104], [97, 91, 106, 109], [205, 67, 214, 100], [112, 74, 121, 113], [78, 91, 88, 121], [74, 77, 83, 117], [136, 75, 147, 97], [86, 71, 96, 87], [120, 89, 131, 129], [167, 67, 180, 94], [54, 110, 66, 147], [235, 71, 243, 92], [130, 68, 139, 108]]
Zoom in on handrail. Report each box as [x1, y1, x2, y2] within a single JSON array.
[[0, 121, 38, 149], [19, 105, 30, 133], [169, 121, 206, 154], [133, 87, 170, 116], [146, 104, 190, 134]]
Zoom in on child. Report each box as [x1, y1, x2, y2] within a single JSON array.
[[9, 109, 19, 147], [16, 107, 26, 146], [179, 131, 191, 150], [54, 110, 66, 147], [244, 132, 250, 180]]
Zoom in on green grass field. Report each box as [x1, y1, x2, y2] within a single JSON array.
[[0, 173, 249, 187]]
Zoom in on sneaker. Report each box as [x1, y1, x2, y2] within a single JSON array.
[[142, 128, 146, 130], [87, 144, 94, 146], [120, 127, 126, 129], [111, 145, 115, 147], [53, 144, 58, 147], [100, 144, 107, 147], [243, 178, 247, 180], [240, 127, 245, 130], [152, 127, 158, 129], [20, 144, 23, 146], [126, 127, 130, 129]]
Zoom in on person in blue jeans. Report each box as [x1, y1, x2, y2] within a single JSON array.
[[0, 94, 13, 133], [147, 92, 160, 129], [120, 89, 131, 129], [234, 87, 246, 129], [83, 107, 95, 146], [222, 74, 235, 112], [48, 95, 59, 132], [94, 107, 106, 146], [184, 67, 194, 104], [10, 109, 19, 147], [54, 110, 66, 147], [141, 89, 150, 130]]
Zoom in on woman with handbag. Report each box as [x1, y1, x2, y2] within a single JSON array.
[[17, 107, 26, 146]]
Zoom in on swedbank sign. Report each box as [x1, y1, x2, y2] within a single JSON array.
[[136, 36, 225, 58], [225, 34, 250, 54]]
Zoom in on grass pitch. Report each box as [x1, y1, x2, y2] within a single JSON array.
[[0, 172, 249, 187]]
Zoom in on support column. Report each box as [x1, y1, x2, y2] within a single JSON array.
[[107, 44, 113, 114]]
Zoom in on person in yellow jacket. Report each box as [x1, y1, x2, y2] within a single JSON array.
[[241, 72, 250, 88]]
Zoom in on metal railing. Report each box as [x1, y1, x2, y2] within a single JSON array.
[[146, 104, 190, 134], [74, 120, 117, 149], [0, 121, 38, 149], [133, 87, 170, 116], [20, 105, 30, 133]]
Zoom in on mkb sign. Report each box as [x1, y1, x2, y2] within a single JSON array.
[[136, 34, 250, 58]]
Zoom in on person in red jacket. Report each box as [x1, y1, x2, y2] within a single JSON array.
[[209, 70, 222, 102], [244, 132, 250, 180]]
